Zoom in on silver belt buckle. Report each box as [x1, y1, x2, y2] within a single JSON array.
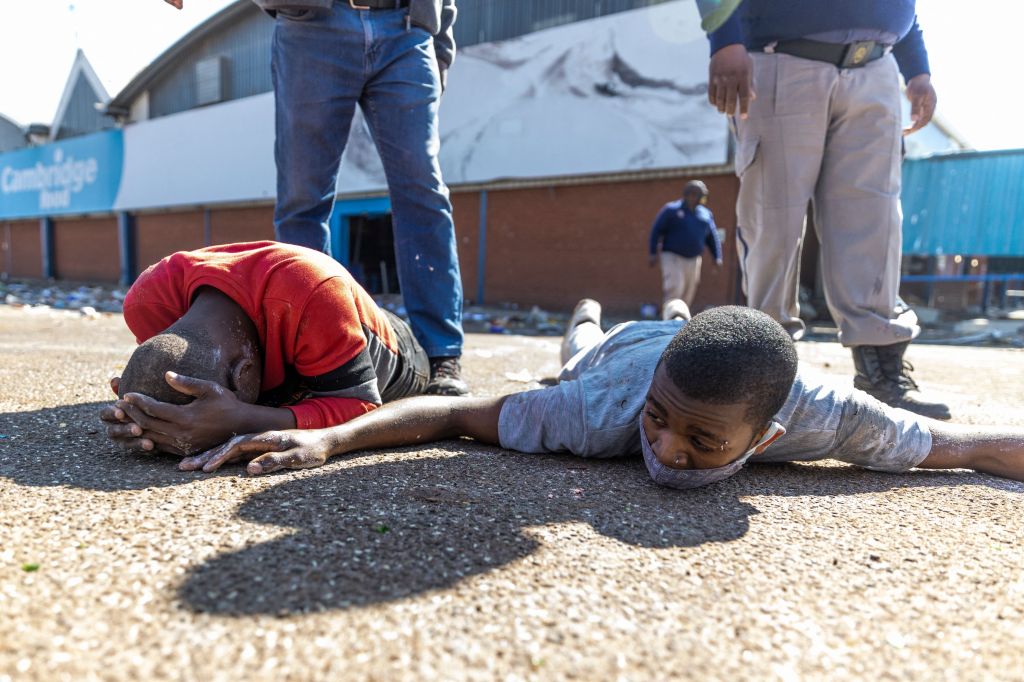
[[349, 0, 372, 9], [842, 40, 876, 68]]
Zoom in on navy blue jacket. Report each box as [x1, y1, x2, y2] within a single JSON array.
[[649, 201, 723, 261], [709, 0, 930, 81]]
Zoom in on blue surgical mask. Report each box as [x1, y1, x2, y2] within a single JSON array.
[[639, 415, 786, 490]]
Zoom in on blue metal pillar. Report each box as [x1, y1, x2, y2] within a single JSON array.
[[203, 208, 212, 247], [329, 210, 350, 267], [476, 190, 488, 305], [117, 212, 137, 287], [40, 217, 55, 279]]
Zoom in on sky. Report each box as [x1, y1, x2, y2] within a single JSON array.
[[1, 1, 1022, 151]]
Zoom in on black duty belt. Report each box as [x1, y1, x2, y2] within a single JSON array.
[[766, 38, 891, 68], [347, 0, 409, 9]]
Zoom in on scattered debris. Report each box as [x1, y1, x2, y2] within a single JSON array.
[[0, 280, 126, 313], [913, 306, 943, 325], [503, 369, 537, 383], [953, 318, 1024, 336]]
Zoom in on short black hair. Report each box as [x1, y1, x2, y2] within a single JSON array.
[[683, 180, 708, 197], [118, 328, 227, 405], [659, 306, 797, 426]]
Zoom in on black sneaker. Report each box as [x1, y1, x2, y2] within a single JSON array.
[[851, 342, 951, 420], [425, 356, 469, 396]]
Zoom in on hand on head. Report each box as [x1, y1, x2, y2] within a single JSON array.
[[100, 372, 240, 455], [113, 372, 262, 456], [99, 376, 157, 452], [100, 314, 263, 457]]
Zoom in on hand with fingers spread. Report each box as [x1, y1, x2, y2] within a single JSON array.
[[115, 371, 296, 457], [180, 430, 336, 475], [903, 73, 936, 136], [708, 43, 755, 118]]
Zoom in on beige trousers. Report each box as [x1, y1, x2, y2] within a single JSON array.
[[733, 52, 919, 347], [659, 251, 702, 307]]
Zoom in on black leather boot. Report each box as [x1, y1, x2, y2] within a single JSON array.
[[851, 342, 951, 420], [425, 356, 469, 396]]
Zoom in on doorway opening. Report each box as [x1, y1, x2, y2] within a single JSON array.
[[346, 214, 401, 295]]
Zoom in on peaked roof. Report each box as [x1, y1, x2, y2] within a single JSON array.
[[0, 112, 27, 152], [50, 49, 111, 141], [0, 112, 22, 131]]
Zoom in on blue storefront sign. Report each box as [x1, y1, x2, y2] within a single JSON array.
[[0, 130, 123, 219]]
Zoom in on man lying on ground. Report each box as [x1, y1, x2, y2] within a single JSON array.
[[171, 299, 1023, 489], [100, 241, 430, 456]]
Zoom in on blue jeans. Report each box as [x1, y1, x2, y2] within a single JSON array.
[[272, 3, 463, 358]]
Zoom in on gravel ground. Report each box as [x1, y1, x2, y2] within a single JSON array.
[[1, 305, 1023, 682]]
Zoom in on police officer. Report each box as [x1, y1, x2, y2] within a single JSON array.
[[704, 0, 949, 420]]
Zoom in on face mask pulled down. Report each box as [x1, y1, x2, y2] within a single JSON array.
[[639, 415, 785, 490]]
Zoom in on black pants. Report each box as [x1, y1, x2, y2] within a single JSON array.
[[380, 309, 430, 403]]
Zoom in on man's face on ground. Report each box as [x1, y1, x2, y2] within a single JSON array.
[[641, 363, 760, 470]]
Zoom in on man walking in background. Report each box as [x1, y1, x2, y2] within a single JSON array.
[[703, 0, 949, 419], [162, 0, 468, 396], [648, 180, 723, 313]]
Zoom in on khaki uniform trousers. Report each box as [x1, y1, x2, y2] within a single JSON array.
[[659, 251, 703, 307], [733, 52, 919, 347]]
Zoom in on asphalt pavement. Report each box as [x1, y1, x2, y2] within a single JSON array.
[[1, 305, 1023, 681]]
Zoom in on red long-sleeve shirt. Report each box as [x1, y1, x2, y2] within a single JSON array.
[[122, 241, 403, 428]]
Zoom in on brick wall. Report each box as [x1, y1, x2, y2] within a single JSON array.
[[1, 220, 43, 279], [53, 217, 120, 282], [451, 173, 741, 314], [210, 206, 274, 246], [451, 192, 481, 303], [136, 211, 207, 272], [3, 175, 742, 315]]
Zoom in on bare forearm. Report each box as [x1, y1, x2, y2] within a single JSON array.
[[180, 395, 508, 475], [920, 422, 1024, 481], [322, 395, 506, 459], [235, 404, 297, 435]]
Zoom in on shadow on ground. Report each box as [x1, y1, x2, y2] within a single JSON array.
[[176, 450, 1005, 617], [0, 402, 196, 491], [5, 402, 1018, 618]]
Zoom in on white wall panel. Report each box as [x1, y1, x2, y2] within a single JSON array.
[[115, 92, 277, 211]]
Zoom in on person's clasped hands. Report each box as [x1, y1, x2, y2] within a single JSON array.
[[100, 372, 261, 457]]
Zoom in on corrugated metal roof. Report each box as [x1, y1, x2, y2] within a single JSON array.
[[108, 0, 255, 112], [901, 148, 1024, 256]]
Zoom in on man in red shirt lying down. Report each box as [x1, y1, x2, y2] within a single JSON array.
[[100, 241, 430, 456]]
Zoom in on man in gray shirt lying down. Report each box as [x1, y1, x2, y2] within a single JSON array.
[[133, 300, 1024, 490]]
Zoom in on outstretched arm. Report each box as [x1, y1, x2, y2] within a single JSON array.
[[179, 394, 508, 475], [917, 422, 1024, 482]]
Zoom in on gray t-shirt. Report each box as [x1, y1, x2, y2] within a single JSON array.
[[498, 320, 931, 472]]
